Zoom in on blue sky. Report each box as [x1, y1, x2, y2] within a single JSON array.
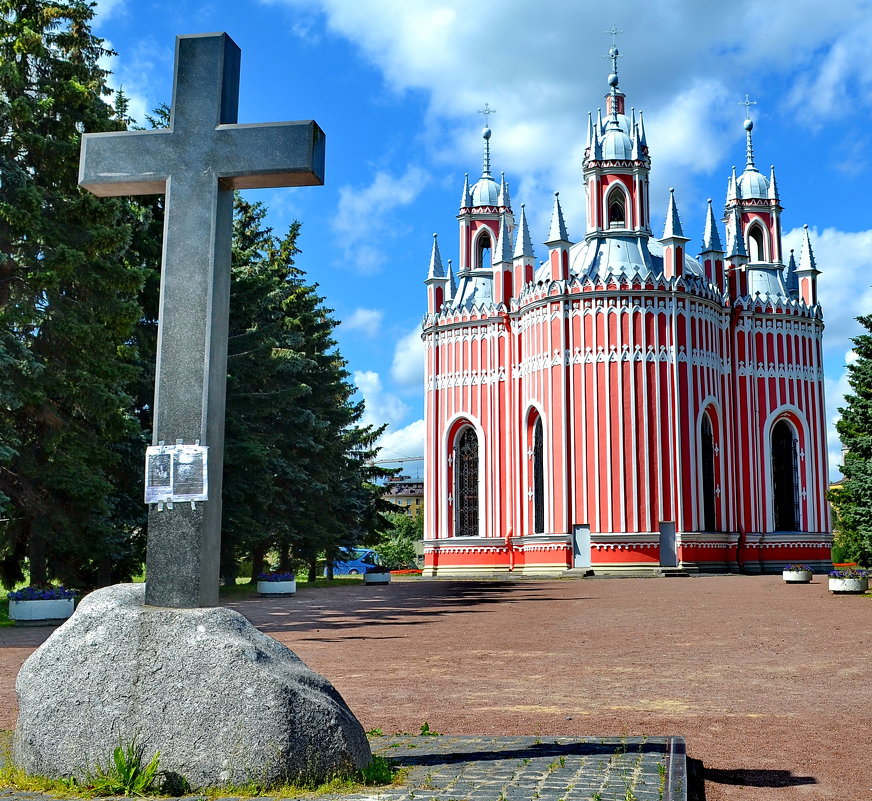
[[92, 0, 872, 481]]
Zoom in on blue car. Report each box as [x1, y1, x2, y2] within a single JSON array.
[[328, 548, 383, 576]]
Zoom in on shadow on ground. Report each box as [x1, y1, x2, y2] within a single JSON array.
[[231, 580, 591, 638], [704, 766, 817, 788]]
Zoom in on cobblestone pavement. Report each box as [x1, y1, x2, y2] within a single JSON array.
[[326, 735, 685, 801], [0, 735, 686, 801]]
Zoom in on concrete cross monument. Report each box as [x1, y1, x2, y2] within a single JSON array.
[[79, 33, 325, 607], [14, 33, 371, 787]]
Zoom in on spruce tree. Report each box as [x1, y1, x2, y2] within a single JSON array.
[[830, 314, 872, 566], [0, 0, 150, 586], [223, 197, 391, 582]]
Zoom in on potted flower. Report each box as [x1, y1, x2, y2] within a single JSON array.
[[828, 567, 869, 594], [782, 564, 813, 583], [8, 585, 76, 625], [256, 571, 296, 596], [363, 565, 391, 585]]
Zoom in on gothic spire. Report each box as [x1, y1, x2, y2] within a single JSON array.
[[460, 173, 471, 208], [546, 192, 570, 244], [498, 172, 511, 208], [495, 211, 513, 265], [427, 233, 444, 279], [701, 199, 724, 253], [514, 204, 535, 259], [447, 259, 456, 299], [798, 224, 820, 274], [661, 188, 687, 239], [785, 249, 799, 296], [726, 207, 747, 258]]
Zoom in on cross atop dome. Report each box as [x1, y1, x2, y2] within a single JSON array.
[[739, 94, 758, 170], [477, 103, 496, 178]]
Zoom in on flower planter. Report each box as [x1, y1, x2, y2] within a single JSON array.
[[364, 572, 391, 585], [782, 569, 812, 584], [9, 598, 75, 625], [828, 577, 869, 594], [257, 580, 296, 596]]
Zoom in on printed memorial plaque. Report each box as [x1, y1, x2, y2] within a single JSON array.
[[145, 444, 209, 504]]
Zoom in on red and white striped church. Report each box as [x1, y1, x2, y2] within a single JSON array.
[[421, 54, 831, 576]]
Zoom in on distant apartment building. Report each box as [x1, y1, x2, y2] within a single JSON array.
[[383, 476, 424, 516]]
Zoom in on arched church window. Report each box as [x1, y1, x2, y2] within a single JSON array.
[[747, 224, 766, 262], [700, 412, 717, 531], [533, 417, 545, 533], [476, 232, 492, 270], [455, 427, 479, 537], [771, 420, 800, 531], [608, 189, 626, 229]]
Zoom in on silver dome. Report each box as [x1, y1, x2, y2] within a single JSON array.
[[737, 168, 770, 199], [602, 128, 633, 160], [470, 175, 500, 207]]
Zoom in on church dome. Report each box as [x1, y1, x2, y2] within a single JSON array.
[[470, 175, 500, 207], [601, 127, 633, 160], [737, 168, 770, 199]]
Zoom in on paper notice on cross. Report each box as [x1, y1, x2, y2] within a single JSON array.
[[145, 445, 209, 504]]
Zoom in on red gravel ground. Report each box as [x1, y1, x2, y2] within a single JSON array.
[[0, 575, 868, 800]]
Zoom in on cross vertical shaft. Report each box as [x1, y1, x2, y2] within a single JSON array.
[[79, 33, 325, 607]]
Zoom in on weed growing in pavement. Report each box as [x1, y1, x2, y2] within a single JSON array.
[[419, 722, 441, 736], [658, 761, 666, 800], [365, 727, 384, 736]]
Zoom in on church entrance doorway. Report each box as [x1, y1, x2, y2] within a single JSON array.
[[772, 420, 800, 531], [659, 521, 677, 567], [572, 525, 591, 569]]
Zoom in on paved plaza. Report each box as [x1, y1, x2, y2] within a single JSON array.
[[0, 574, 867, 800]]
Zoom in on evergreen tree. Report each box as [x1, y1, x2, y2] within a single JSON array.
[[223, 197, 391, 582], [0, 0, 151, 587], [830, 314, 872, 566]]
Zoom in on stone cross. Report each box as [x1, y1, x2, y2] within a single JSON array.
[[79, 33, 325, 608]]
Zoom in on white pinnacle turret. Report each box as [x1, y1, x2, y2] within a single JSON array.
[[661, 188, 688, 240], [427, 233, 445, 279], [546, 192, 570, 244], [514, 204, 535, 259], [701, 199, 724, 253], [495, 211, 513, 265]]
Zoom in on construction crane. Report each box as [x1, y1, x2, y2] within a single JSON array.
[[372, 455, 423, 465]]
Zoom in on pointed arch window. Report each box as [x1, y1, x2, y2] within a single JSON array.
[[608, 188, 626, 229], [700, 412, 717, 532], [455, 427, 479, 537], [533, 417, 545, 533], [772, 420, 800, 531], [747, 224, 766, 262], [476, 232, 492, 270]]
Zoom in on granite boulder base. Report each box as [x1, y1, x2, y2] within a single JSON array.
[[13, 584, 371, 788]]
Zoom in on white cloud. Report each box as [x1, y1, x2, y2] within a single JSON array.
[[376, 418, 425, 462], [342, 308, 384, 338], [93, 0, 127, 25], [353, 370, 409, 430], [98, 38, 171, 127], [782, 226, 872, 359], [825, 356, 853, 481], [334, 166, 429, 272], [272, 0, 872, 243], [390, 326, 424, 387]]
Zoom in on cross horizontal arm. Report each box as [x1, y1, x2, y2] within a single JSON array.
[[213, 120, 325, 189], [79, 129, 174, 196]]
